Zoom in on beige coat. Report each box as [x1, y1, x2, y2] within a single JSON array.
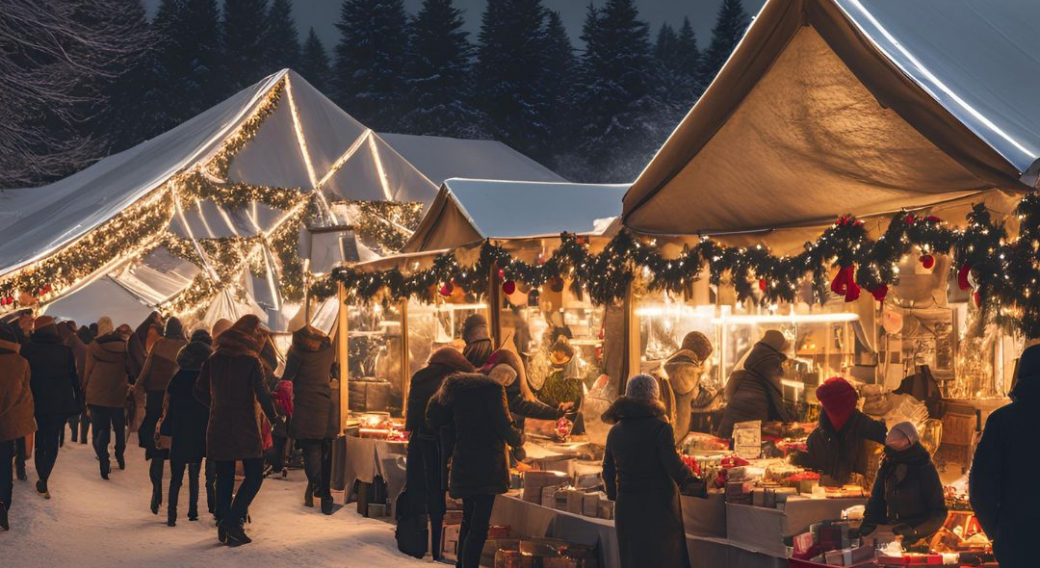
[[0, 339, 37, 442], [84, 334, 131, 408]]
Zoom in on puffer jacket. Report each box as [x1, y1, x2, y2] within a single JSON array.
[[405, 347, 473, 436], [799, 409, 886, 485], [864, 443, 947, 543], [427, 373, 523, 498], [0, 339, 36, 442], [84, 333, 131, 408], [717, 341, 791, 438], [283, 326, 337, 440], [136, 336, 187, 393], [22, 328, 80, 417], [485, 349, 561, 431]]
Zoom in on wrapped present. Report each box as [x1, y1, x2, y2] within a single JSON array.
[[597, 499, 615, 520], [522, 471, 570, 503], [565, 489, 585, 515], [482, 539, 520, 567], [494, 549, 522, 568], [543, 485, 564, 509], [792, 531, 816, 559], [582, 492, 601, 517], [573, 462, 603, 490], [488, 525, 512, 540]]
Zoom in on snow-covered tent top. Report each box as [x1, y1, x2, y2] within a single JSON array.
[[623, 0, 1040, 237], [402, 178, 630, 253], [377, 133, 567, 186], [0, 70, 558, 330]]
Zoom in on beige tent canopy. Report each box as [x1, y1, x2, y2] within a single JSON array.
[[623, 0, 1040, 237], [402, 178, 630, 253]]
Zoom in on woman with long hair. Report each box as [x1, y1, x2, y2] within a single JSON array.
[[194, 315, 282, 546]]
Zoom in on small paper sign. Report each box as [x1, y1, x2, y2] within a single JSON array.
[[733, 420, 762, 460]]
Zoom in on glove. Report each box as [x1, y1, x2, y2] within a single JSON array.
[[272, 415, 288, 438], [512, 447, 527, 462], [892, 524, 918, 542], [788, 450, 810, 468], [859, 523, 876, 537]]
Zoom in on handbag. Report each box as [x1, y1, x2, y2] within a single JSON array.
[[394, 490, 429, 559]]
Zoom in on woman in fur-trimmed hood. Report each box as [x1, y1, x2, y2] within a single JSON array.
[[481, 349, 565, 432], [602, 374, 703, 568], [193, 315, 280, 546], [427, 371, 523, 568]]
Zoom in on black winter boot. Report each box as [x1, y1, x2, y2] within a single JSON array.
[[16, 459, 26, 481], [150, 487, 161, 515], [320, 494, 334, 516], [167, 507, 177, 527], [36, 480, 50, 499], [224, 520, 252, 547], [0, 502, 8, 531], [303, 481, 314, 508]]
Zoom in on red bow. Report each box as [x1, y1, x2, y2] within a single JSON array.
[[868, 284, 888, 302], [830, 265, 861, 302], [957, 263, 972, 290]]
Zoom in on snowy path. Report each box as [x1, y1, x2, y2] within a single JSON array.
[[1, 439, 430, 567]]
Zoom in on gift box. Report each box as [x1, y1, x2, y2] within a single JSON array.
[[494, 549, 522, 568], [564, 489, 585, 515], [482, 539, 520, 567], [488, 525, 512, 540], [582, 492, 601, 517], [522, 471, 571, 503], [543, 485, 565, 509]]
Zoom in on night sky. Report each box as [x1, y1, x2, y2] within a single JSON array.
[[142, 0, 767, 50]]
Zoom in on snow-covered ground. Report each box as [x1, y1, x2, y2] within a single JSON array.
[[2, 439, 430, 567]]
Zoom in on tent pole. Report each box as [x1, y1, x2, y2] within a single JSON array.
[[620, 280, 638, 396], [337, 282, 349, 432], [488, 261, 502, 349], [399, 298, 410, 420]]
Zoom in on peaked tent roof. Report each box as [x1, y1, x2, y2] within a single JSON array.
[[623, 0, 1040, 236], [377, 133, 567, 186], [403, 178, 629, 253]]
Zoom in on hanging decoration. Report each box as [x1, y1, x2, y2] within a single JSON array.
[[206, 78, 286, 179], [320, 200, 1040, 338]]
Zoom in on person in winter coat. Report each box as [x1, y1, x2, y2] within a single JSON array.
[[480, 349, 568, 431], [282, 325, 337, 514], [461, 314, 493, 368], [792, 377, 887, 486], [969, 344, 1040, 568], [194, 315, 282, 547], [661, 331, 714, 437], [83, 317, 131, 479], [59, 321, 88, 445], [136, 317, 188, 515], [861, 422, 947, 545], [427, 372, 523, 568], [602, 374, 704, 568], [21, 316, 80, 499], [161, 340, 213, 527], [404, 346, 474, 560], [717, 330, 793, 438], [127, 312, 163, 433], [0, 323, 36, 531]]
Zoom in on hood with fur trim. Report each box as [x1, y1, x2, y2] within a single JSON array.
[[215, 327, 261, 358], [602, 396, 667, 424], [436, 372, 505, 406], [89, 334, 128, 363], [427, 346, 474, 373], [292, 325, 331, 353], [176, 341, 213, 371]]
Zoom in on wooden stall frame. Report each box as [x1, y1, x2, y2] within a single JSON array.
[[337, 282, 350, 431]]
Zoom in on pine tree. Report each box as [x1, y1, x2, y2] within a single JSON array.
[[567, 0, 658, 182], [703, 0, 750, 86], [299, 28, 332, 93], [653, 17, 701, 123], [654, 23, 678, 66], [332, 0, 410, 130], [676, 17, 702, 90], [223, 0, 271, 91], [540, 10, 576, 166], [152, 0, 225, 131], [401, 0, 485, 138], [474, 0, 552, 161], [264, 0, 301, 73]]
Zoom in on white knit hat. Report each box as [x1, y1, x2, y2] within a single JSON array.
[[625, 374, 660, 401]]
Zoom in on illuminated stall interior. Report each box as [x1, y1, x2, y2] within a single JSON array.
[[336, 178, 630, 430]]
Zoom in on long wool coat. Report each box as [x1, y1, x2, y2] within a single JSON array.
[[194, 332, 278, 462], [22, 329, 80, 418], [602, 396, 697, 568], [83, 333, 131, 408]]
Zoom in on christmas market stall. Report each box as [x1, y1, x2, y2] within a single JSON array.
[[618, 0, 1040, 565]]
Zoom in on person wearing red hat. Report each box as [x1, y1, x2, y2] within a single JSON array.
[[792, 377, 886, 486]]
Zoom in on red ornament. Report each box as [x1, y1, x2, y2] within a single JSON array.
[[829, 265, 861, 302], [924, 215, 942, 223], [497, 268, 505, 280], [439, 282, 454, 297], [502, 280, 517, 295], [920, 254, 935, 270], [758, 279, 767, 292], [869, 285, 889, 302], [957, 262, 972, 290], [973, 290, 982, 308], [40, 284, 52, 294]]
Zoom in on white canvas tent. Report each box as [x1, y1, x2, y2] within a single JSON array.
[[402, 178, 630, 253], [0, 69, 563, 330], [623, 0, 1040, 238]]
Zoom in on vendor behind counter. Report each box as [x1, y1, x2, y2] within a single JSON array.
[[792, 377, 887, 486], [717, 329, 793, 438]]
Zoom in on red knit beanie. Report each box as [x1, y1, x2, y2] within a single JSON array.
[[816, 377, 858, 431]]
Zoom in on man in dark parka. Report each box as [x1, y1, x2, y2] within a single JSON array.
[[602, 374, 703, 568], [718, 329, 792, 438], [970, 344, 1040, 568], [404, 346, 474, 561]]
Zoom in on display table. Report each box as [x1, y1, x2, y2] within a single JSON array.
[[726, 498, 868, 557], [491, 494, 621, 568], [683, 492, 727, 538], [330, 435, 408, 515], [685, 535, 788, 568]]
